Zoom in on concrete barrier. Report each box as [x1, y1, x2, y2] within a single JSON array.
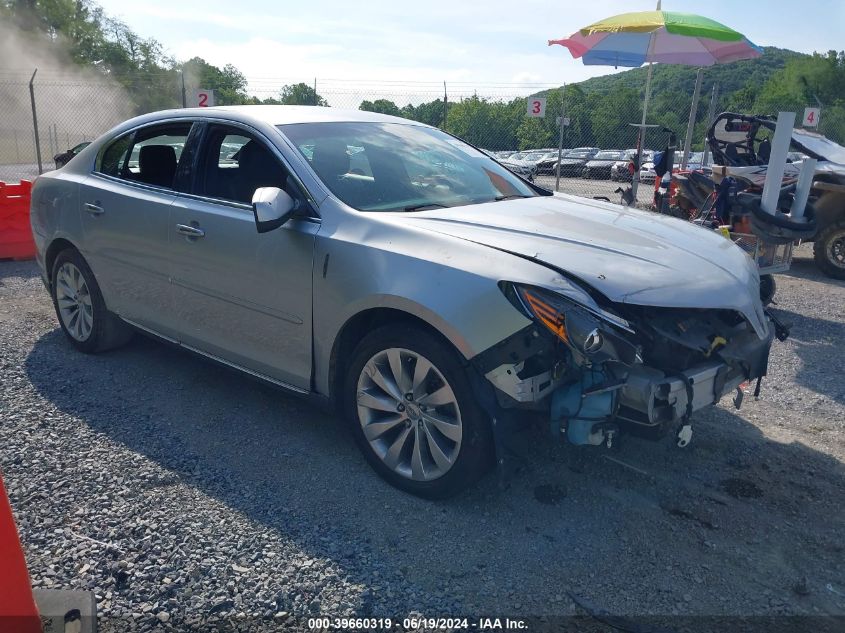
[[0, 179, 36, 260]]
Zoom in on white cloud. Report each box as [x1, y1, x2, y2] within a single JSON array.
[[95, 0, 842, 106]]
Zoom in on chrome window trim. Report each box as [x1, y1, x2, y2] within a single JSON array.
[[89, 171, 181, 197], [171, 190, 322, 224]]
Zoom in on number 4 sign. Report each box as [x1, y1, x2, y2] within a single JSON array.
[[803, 107, 820, 127], [191, 89, 216, 108], [527, 97, 546, 118]]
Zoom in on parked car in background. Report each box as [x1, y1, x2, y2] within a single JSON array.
[[53, 141, 91, 169], [582, 150, 627, 180], [484, 150, 535, 181], [640, 161, 657, 183], [610, 149, 637, 182], [557, 147, 600, 177], [30, 105, 779, 498]]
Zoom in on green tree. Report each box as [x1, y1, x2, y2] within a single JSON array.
[[360, 99, 401, 116], [401, 99, 447, 127], [753, 50, 845, 142], [180, 57, 248, 106], [446, 96, 521, 150], [588, 87, 641, 149], [280, 83, 327, 106]]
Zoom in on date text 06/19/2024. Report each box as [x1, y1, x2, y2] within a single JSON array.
[[307, 617, 529, 630]]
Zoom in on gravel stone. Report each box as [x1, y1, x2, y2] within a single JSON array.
[[1, 250, 844, 630]]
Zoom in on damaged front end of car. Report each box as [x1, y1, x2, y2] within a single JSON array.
[[473, 280, 783, 449]]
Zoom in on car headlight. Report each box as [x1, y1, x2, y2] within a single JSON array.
[[501, 283, 639, 364]]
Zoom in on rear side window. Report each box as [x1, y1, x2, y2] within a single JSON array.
[[99, 135, 131, 177], [97, 123, 193, 190]]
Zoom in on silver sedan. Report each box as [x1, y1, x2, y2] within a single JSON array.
[[31, 106, 778, 498]]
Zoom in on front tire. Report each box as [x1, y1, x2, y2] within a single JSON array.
[[813, 219, 845, 280], [344, 325, 493, 498], [759, 274, 776, 306], [51, 249, 133, 353]]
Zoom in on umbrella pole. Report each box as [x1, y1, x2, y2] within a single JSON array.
[[681, 68, 704, 169], [631, 61, 653, 203]]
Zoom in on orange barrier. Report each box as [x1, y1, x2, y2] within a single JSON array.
[[0, 473, 42, 633], [0, 180, 36, 261]]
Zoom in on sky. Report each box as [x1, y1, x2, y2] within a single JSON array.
[[96, 0, 845, 97]]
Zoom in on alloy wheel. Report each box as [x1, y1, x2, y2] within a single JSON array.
[[356, 348, 462, 481], [55, 262, 93, 341], [828, 231, 845, 269]]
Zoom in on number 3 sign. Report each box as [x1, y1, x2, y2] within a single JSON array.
[[191, 89, 216, 108], [527, 97, 546, 118]]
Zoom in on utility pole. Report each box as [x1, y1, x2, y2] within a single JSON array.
[[180, 70, 187, 108], [443, 81, 448, 129]]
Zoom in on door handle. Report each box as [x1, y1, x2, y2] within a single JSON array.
[[84, 202, 104, 216], [176, 223, 206, 238]]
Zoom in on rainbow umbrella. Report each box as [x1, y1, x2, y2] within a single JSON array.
[[548, 5, 762, 197], [548, 10, 762, 67]]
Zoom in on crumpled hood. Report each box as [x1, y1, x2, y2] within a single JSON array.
[[402, 195, 769, 338]]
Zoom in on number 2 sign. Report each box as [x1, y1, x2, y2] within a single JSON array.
[[191, 89, 216, 108], [527, 97, 546, 118]]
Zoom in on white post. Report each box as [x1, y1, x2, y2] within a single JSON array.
[[760, 112, 796, 215], [790, 158, 817, 220]]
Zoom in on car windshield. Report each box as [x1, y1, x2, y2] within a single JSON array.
[[568, 150, 594, 158], [280, 121, 537, 212]]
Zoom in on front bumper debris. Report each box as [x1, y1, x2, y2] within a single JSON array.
[[475, 305, 777, 448]]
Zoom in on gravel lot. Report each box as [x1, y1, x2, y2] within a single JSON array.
[[1, 246, 844, 632]]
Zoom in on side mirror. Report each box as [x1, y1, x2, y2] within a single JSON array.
[[251, 187, 296, 233]]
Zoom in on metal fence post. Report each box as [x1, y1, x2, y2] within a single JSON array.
[[681, 68, 703, 169], [29, 68, 43, 175], [555, 85, 566, 192], [701, 82, 719, 167]]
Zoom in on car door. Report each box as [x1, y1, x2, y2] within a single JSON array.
[[169, 122, 318, 390], [78, 121, 195, 336]]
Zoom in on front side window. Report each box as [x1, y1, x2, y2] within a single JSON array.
[[195, 125, 292, 205], [98, 123, 192, 189], [279, 122, 537, 212]]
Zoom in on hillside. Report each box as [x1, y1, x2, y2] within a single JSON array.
[[572, 47, 806, 100]]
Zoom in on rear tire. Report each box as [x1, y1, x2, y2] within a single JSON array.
[[813, 219, 845, 280], [51, 249, 133, 353], [343, 324, 493, 498]]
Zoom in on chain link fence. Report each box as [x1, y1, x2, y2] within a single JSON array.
[[2, 73, 843, 208]]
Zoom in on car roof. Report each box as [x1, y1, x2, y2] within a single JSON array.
[[164, 105, 422, 127], [103, 105, 430, 142]]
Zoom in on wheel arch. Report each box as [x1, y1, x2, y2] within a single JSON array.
[[326, 306, 469, 411], [813, 190, 845, 233], [44, 237, 80, 287]]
